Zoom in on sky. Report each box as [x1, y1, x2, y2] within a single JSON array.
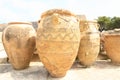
[[0, 0, 120, 23]]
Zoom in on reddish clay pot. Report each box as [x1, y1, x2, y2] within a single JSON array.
[[36, 9, 80, 77], [103, 29, 120, 65], [2, 22, 36, 70]]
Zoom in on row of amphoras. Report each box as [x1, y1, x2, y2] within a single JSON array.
[[2, 9, 120, 78]]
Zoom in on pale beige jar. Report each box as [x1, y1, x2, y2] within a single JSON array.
[[78, 21, 100, 67], [2, 22, 36, 70], [36, 9, 80, 77]]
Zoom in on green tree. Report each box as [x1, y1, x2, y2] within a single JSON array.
[[96, 16, 111, 31], [109, 17, 120, 30]]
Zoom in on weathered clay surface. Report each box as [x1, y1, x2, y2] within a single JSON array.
[[2, 22, 36, 70], [36, 9, 80, 77], [104, 33, 120, 65], [78, 21, 100, 66]]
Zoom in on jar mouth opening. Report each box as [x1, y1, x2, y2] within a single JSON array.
[[8, 22, 32, 25]]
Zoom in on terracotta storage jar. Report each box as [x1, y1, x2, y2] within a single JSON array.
[[2, 22, 36, 70], [36, 9, 80, 77], [103, 29, 120, 65], [78, 21, 100, 67]]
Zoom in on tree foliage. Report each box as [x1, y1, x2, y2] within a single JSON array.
[[96, 16, 120, 31]]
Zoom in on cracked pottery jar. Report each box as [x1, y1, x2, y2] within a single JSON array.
[[78, 21, 100, 67], [36, 9, 80, 77], [2, 22, 36, 70], [103, 29, 120, 65]]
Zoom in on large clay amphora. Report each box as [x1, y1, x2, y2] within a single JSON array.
[[36, 9, 80, 77], [78, 21, 100, 67], [103, 29, 120, 65], [2, 22, 36, 70]]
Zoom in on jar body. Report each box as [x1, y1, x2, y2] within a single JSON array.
[[78, 21, 100, 66], [2, 22, 36, 69], [103, 29, 120, 65], [36, 9, 80, 77]]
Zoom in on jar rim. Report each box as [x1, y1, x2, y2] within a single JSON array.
[[8, 22, 32, 25], [80, 20, 98, 23], [41, 9, 75, 18], [81, 31, 100, 34]]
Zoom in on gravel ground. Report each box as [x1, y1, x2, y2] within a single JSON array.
[[0, 32, 120, 80], [0, 60, 120, 80]]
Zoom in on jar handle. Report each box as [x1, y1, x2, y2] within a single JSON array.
[[79, 20, 89, 32], [52, 13, 58, 25], [94, 23, 100, 30], [38, 20, 41, 23]]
